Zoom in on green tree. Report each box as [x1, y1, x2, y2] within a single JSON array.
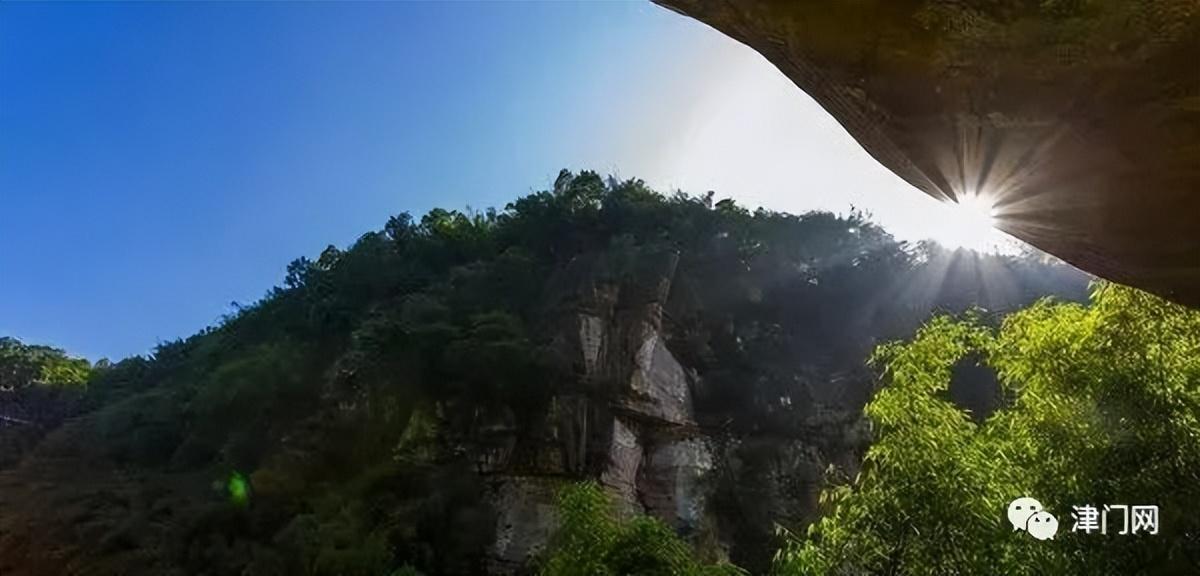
[[540, 482, 746, 576], [0, 336, 90, 389], [776, 284, 1200, 575]]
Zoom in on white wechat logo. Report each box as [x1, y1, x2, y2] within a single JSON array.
[[1026, 510, 1059, 540], [1007, 497, 1043, 531], [1007, 497, 1058, 540]]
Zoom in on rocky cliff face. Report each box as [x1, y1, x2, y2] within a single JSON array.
[[481, 249, 867, 573]]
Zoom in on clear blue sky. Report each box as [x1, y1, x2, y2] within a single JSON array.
[[1, 1, 984, 360]]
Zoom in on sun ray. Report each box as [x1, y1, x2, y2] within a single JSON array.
[[925, 193, 1014, 253]]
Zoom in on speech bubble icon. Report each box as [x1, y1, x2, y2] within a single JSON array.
[[1026, 510, 1058, 540], [1007, 497, 1043, 531]]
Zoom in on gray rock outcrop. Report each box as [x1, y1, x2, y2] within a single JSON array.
[[483, 248, 867, 572]]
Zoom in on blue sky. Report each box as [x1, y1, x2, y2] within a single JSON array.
[[1, 1, 980, 360]]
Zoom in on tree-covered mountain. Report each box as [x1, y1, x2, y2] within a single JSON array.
[[0, 171, 1090, 576]]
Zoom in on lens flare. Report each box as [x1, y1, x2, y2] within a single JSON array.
[[927, 194, 1007, 252], [227, 471, 250, 506]]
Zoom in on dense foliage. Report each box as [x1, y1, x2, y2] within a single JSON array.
[[0, 336, 90, 391], [539, 482, 744, 576], [0, 171, 1089, 575], [776, 284, 1200, 575]]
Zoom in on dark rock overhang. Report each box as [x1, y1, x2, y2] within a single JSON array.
[[654, 0, 1200, 306]]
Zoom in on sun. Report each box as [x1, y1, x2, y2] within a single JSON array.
[[926, 193, 1009, 252]]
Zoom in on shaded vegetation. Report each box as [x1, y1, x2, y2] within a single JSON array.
[[539, 482, 744, 576], [0, 337, 91, 467]]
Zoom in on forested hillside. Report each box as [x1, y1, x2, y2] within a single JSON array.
[[0, 171, 1091, 575]]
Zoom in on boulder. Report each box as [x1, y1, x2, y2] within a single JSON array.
[[620, 329, 696, 426]]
